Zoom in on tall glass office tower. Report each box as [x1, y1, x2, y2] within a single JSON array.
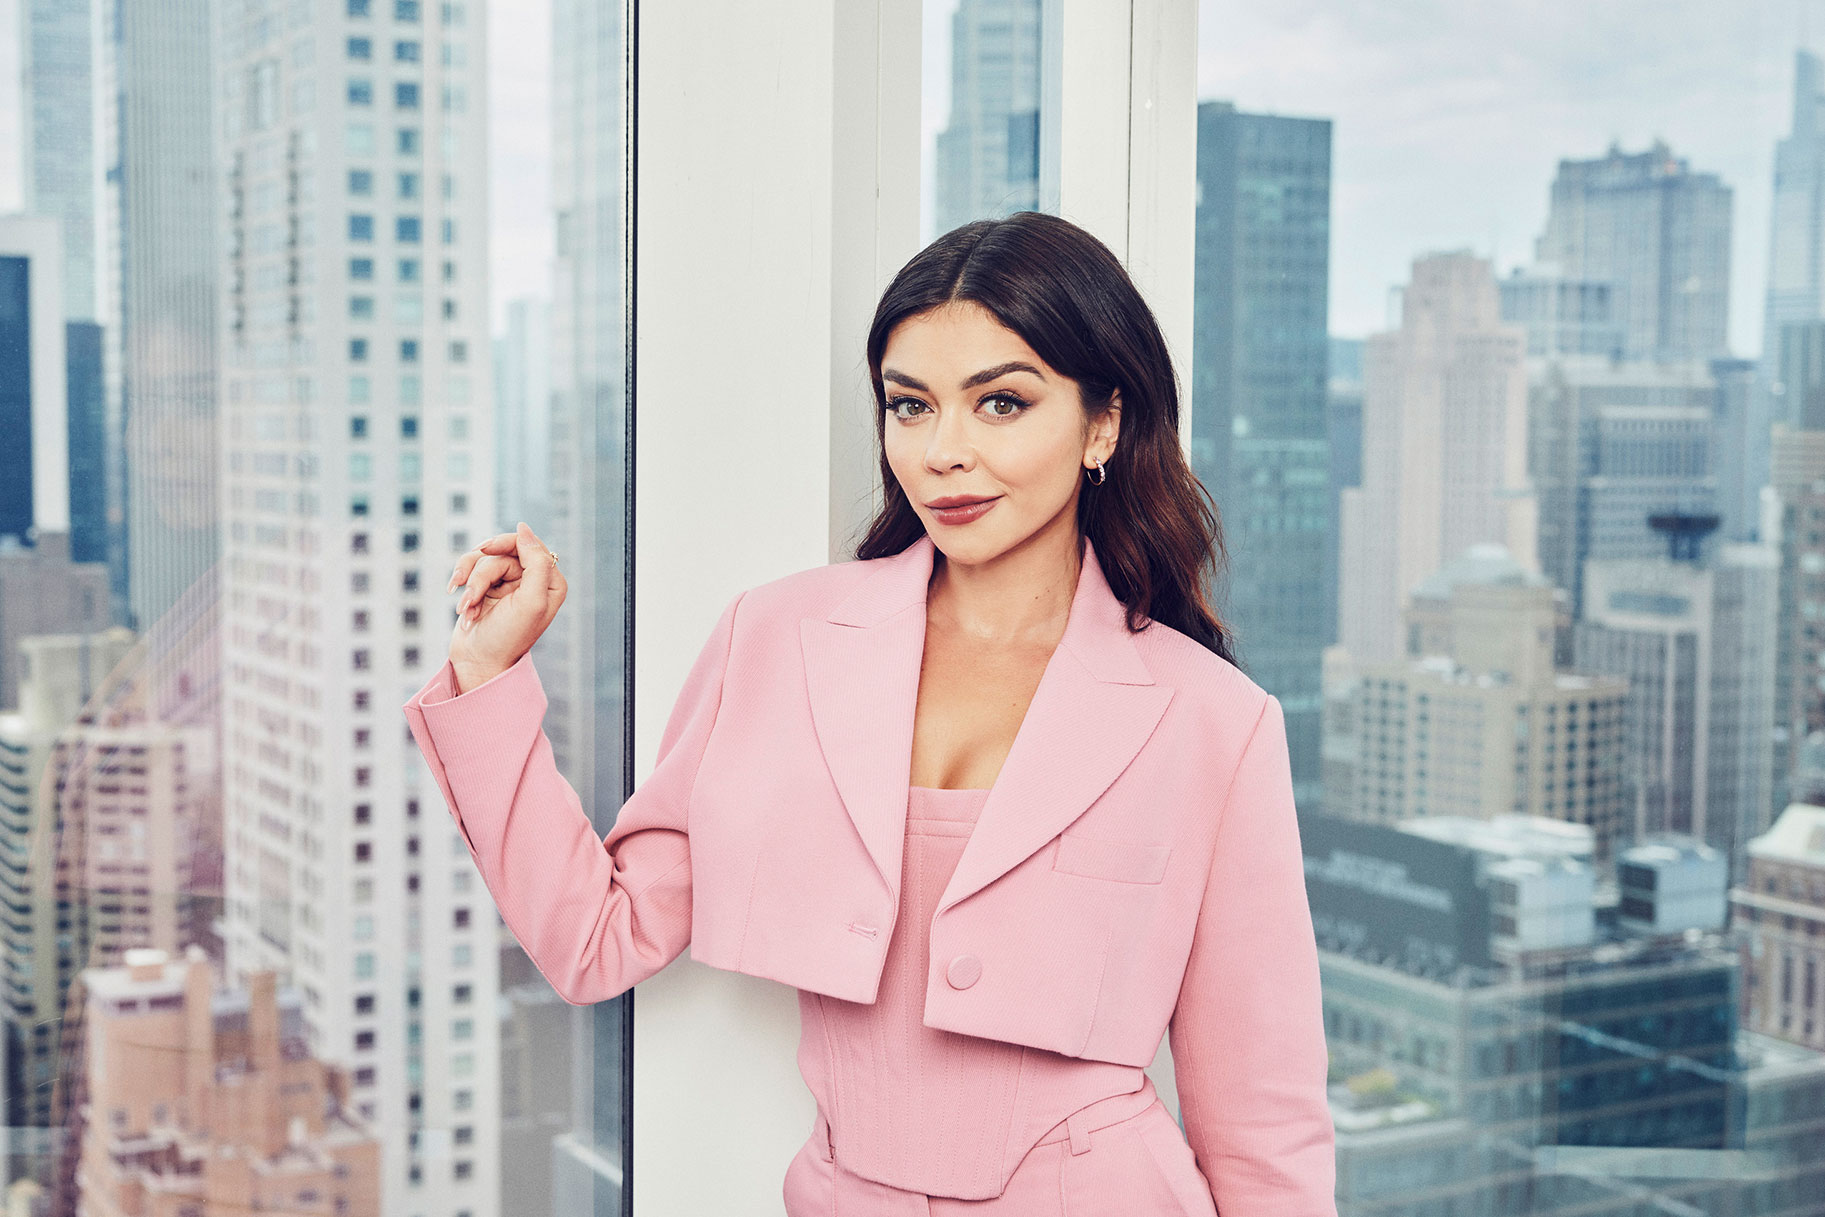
[[1191, 101, 1332, 808]]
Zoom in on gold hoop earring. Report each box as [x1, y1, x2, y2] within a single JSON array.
[[1086, 457, 1107, 486]]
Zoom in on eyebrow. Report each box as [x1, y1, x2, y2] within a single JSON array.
[[882, 361, 1047, 393]]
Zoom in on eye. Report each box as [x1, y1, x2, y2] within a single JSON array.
[[885, 395, 929, 421], [884, 391, 1033, 421]]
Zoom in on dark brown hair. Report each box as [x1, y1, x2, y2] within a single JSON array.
[[853, 211, 1236, 665]]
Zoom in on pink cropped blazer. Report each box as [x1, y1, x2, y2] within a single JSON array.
[[401, 532, 1338, 1214]]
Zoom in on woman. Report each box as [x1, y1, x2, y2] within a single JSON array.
[[403, 212, 1337, 1215]]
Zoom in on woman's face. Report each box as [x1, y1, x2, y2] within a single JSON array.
[[879, 300, 1119, 568]]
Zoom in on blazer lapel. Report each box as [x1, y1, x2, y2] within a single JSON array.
[[800, 533, 1177, 913]]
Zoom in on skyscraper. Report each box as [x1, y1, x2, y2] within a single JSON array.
[[1337, 251, 1537, 665], [932, 0, 1042, 237], [20, 0, 98, 324], [214, 1, 497, 1211], [1192, 101, 1332, 807], [1534, 140, 1732, 363], [96, 0, 222, 637]]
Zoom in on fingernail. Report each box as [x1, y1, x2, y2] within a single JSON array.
[[460, 614, 473, 632]]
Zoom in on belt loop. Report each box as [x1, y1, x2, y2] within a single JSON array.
[[1066, 1107, 1094, 1155]]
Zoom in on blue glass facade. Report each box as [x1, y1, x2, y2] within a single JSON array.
[[1192, 102, 1333, 807]]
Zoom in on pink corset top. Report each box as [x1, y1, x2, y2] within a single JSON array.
[[793, 784, 1145, 1199]]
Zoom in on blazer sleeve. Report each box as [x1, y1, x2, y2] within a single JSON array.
[[1167, 692, 1338, 1216], [400, 589, 745, 1006]]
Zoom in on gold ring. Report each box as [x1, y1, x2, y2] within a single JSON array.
[[549, 549, 560, 567]]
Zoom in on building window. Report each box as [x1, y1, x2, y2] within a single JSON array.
[[345, 122, 375, 154], [397, 127, 420, 154], [349, 337, 369, 362], [348, 169, 374, 195], [395, 0, 420, 18], [347, 0, 370, 15], [398, 171, 420, 199], [348, 214, 374, 241], [347, 79, 374, 106], [401, 415, 419, 437], [349, 256, 374, 280], [350, 416, 368, 439], [349, 296, 374, 320], [395, 216, 421, 243], [399, 257, 421, 282], [347, 36, 372, 59], [349, 373, 371, 402], [441, 217, 456, 244], [395, 81, 420, 109], [400, 338, 419, 362], [394, 39, 420, 61], [448, 339, 466, 362]]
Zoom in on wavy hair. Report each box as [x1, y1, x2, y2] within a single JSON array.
[[853, 211, 1235, 665]]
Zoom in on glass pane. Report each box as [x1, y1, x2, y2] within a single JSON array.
[[922, 0, 1046, 244], [0, 0, 631, 1212], [1198, 1, 1803, 1210]]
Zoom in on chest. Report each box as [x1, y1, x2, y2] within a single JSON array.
[[908, 622, 1055, 790]]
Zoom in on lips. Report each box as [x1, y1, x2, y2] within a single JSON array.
[[925, 495, 999, 509]]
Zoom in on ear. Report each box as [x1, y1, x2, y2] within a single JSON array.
[[1092, 390, 1122, 462]]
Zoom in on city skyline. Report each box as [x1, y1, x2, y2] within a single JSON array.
[[1, 0, 1812, 354]]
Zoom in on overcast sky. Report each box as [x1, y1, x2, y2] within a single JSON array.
[[2, 0, 1815, 355]]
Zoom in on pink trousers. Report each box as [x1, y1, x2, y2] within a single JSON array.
[[781, 1075, 1220, 1216]]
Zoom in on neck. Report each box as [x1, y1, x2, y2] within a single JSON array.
[[927, 525, 1083, 647]]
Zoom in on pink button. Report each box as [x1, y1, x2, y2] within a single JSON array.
[[946, 954, 982, 989]]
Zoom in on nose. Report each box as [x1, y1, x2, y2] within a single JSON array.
[[923, 404, 974, 471]]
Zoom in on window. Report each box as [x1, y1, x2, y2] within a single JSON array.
[[348, 256, 374, 279], [345, 122, 375, 154], [400, 374, 421, 405], [347, 36, 372, 60], [398, 171, 420, 199], [350, 416, 368, 438], [441, 298, 457, 319], [395, 0, 420, 18], [348, 169, 374, 195], [347, 79, 373, 106], [349, 296, 374, 320], [395, 216, 421, 243], [349, 338, 369, 362], [349, 452, 372, 481], [394, 39, 420, 61], [397, 127, 420, 154], [449, 415, 467, 440], [440, 217, 455, 244], [347, 0, 370, 14], [398, 257, 421, 282], [395, 81, 420, 109], [355, 952, 374, 980], [400, 338, 419, 362], [395, 294, 423, 323], [348, 374, 370, 402], [348, 214, 374, 241], [448, 339, 466, 362]]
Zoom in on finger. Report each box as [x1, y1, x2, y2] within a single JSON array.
[[516, 521, 556, 588], [447, 532, 519, 592], [457, 554, 522, 612]]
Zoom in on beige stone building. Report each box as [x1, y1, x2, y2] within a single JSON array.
[[75, 946, 377, 1217], [1733, 803, 1825, 1050], [1324, 543, 1631, 861]]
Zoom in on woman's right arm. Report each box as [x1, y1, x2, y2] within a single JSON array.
[[401, 588, 745, 1005]]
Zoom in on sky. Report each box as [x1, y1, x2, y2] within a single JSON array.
[[1, 0, 1816, 356]]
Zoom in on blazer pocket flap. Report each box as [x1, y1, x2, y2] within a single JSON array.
[[1052, 834, 1172, 884]]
